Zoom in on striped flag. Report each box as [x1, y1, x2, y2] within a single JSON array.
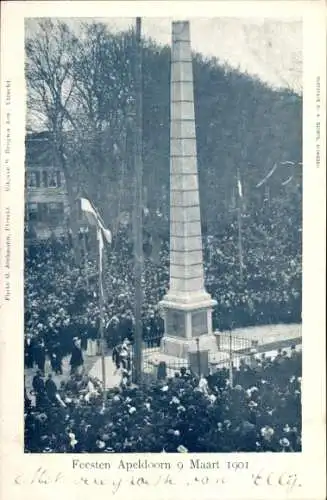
[[80, 198, 112, 245], [80, 198, 112, 294]]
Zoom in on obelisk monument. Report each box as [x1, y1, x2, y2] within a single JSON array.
[[159, 20, 217, 359]]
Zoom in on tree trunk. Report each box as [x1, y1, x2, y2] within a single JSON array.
[[53, 129, 81, 265]]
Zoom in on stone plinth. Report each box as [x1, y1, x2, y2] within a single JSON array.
[[159, 20, 217, 359], [161, 333, 218, 359]]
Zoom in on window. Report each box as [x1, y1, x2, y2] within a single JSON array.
[[42, 171, 48, 188], [36, 202, 64, 224], [48, 171, 57, 187], [41, 170, 63, 188], [48, 202, 64, 223], [28, 171, 40, 188], [38, 202, 49, 222], [27, 202, 38, 221], [48, 173, 56, 187], [56, 171, 62, 187]]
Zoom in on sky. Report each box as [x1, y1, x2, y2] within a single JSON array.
[[26, 17, 302, 94]]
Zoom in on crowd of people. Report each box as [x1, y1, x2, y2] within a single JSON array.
[[25, 196, 301, 358], [204, 198, 301, 330], [24, 193, 302, 452], [25, 346, 302, 453]]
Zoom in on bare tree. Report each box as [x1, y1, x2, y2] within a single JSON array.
[[26, 19, 83, 261], [69, 22, 136, 222]]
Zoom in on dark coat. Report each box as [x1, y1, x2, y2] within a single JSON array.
[[34, 344, 46, 366], [24, 338, 34, 368], [45, 378, 58, 400], [70, 346, 83, 368], [32, 374, 45, 393]]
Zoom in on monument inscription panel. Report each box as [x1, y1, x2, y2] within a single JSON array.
[[191, 310, 207, 337], [166, 310, 185, 337]]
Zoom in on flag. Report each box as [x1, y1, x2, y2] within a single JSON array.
[[236, 169, 243, 199], [80, 198, 112, 245], [97, 226, 105, 297], [237, 177, 243, 198], [80, 197, 111, 304], [281, 175, 293, 186], [256, 163, 278, 188]]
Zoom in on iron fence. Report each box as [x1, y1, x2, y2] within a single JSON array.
[[214, 331, 257, 354], [130, 332, 261, 383], [131, 345, 191, 384], [210, 332, 258, 370]]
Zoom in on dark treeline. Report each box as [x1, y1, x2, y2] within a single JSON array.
[[26, 21, 302, 239], [143, 45, 302, 228]]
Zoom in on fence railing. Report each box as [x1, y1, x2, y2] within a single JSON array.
[[130, 332, 261, 383], [214, 332, 257, 353]]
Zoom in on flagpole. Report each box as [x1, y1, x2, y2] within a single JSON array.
[[83, 229, 89, 288], [97, 231, 107, 401], [132, 16, 143, 385], [228, 330, 233, 388]]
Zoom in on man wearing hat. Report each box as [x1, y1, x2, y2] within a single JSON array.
[[24, 334, 34, 369], [70, 337, 84, 375], [32, 370, 47, 409], [34, 336, 46, 374], [45, 373, 58, 404], [50, 340, 63, 375]]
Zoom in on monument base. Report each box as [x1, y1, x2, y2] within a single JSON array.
[[160, 333, 219, 359], [158, 293, 218, 359]]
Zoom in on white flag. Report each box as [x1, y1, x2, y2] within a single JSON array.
[[81, 197, 112, 244], [237, 178, 243, 198]]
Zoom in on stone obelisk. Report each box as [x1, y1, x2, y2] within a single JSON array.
[[159, 20, 217, 359]]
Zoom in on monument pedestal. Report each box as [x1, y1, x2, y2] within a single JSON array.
[[160, 333, 218, 359], [159, 292, 217, 358]]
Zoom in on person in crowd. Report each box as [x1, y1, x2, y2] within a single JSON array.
[[120, 367, 132, 389], [157, 361, 167, 380], [31, 370, 48, 409], [119, 339, 132, 371], [24, 196, 301, 372], [70, 338, 84, 376], [198, 374, 209, 395], [50, 341, 63, 375], [34, 338, 46, 374], [32, 370, 45, 393], [24, 347, 302, 453], [24, 335, 34, 369], [24, 193, 302, 453], [24, 377, 31, 411], [112, 342, 122, 371], [45, 373, 58, 403]]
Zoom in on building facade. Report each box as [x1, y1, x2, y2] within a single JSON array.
[[25, 132, 70, 241]]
